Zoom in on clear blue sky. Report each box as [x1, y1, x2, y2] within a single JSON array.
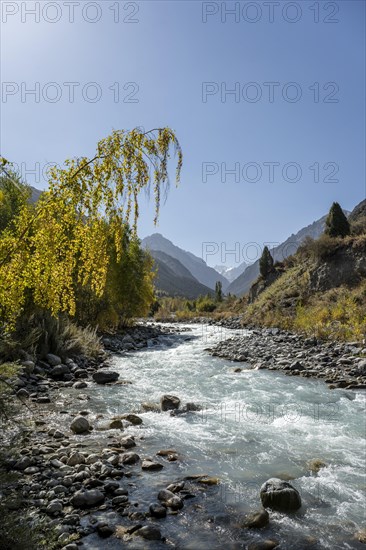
[[1, 1, 365, 266]]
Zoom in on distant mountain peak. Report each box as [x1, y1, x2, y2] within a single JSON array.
[[142, 233, 229, 290]]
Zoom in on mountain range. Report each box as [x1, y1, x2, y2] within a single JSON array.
[[148, 250, 214, 299], [142, 233, 229, 291], [143, 209, 351, 298]]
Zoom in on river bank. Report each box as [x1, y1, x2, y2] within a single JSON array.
[[206, 325, 366, 391]]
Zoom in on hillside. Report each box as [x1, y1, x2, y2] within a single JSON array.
[[227, 213, 349, 296], [239, 199, 366, 341], [150, 250, 214, 299], [142, 233, 229, 290]]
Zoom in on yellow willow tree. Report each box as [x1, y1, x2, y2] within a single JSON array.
[[0, 128, 182, 328]]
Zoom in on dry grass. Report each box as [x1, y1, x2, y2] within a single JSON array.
[[0, 312, 102, 361]]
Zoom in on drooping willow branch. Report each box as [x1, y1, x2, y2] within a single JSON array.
[[0, 127, 182, 268]]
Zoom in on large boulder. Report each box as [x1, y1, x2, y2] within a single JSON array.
[[70, 489, 105, 508], [70, 416, 90, 434], [93, 371, 119, 384], [160, 394, 180, 411], [260, 478, 301, 512]]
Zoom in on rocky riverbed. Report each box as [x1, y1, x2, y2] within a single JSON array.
[[1, 320, 366, 549], [207, 325, 366, 391], [1, 323, 210, 549]]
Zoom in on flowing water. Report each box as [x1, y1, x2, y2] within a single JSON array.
[[60, 324, 366, 549]]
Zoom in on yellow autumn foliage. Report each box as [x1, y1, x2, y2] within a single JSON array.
[[0, 128, 182, 328]]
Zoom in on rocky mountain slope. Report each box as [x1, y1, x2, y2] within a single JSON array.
[[150, 250, 214, 299], [142, 233, 229, 290]]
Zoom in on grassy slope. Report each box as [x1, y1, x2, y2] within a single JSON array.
[[240, 232, 366, 341]]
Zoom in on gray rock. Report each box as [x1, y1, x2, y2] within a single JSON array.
[[97, 523, 115, 538], [111, 495, 129, 506], [242, 509, 269, 528], [109, 419, 123, 429], [289, 361, 304, 371], [185, 402, 203, 411], [260, 478, 301, 511], [120, 436, 136, 448], [149, 502, 167, 518], [70, 416, 90, 434], [141, 401, 160, 412], [14, 456, 32, 470], [93, 371, 119, 384], [121, 452, 140, 465], [121, 413, 143, 425], [46, 353, 62, 366], [70, 489, 105, 508], [247, 541, 279, 550], [50, 364, 70, 378], [166, 481, 185, 493], [160, 394, 181, 411], [37, 396, 51, 403], [67, 452, 86, 466], [21, 360, 35, 374], [134, 525, 162, 540], [54, 485, 68, 494], [46, 499, 63, 514], [50, 459, 64, 468], [141, 459, 163, 471], [73, 381, 87, 389], [16, 388, 29, 398], [357, 359, 366, 375], [158, 489, 183, 510]]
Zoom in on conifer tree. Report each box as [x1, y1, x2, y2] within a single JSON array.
[[325, 202, 350, 238], [259, 246, 274, 278]]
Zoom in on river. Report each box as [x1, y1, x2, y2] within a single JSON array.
[[60, 323, 366, 549]]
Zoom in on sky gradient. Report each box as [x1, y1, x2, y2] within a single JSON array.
[[1, 0, 365, 267]]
